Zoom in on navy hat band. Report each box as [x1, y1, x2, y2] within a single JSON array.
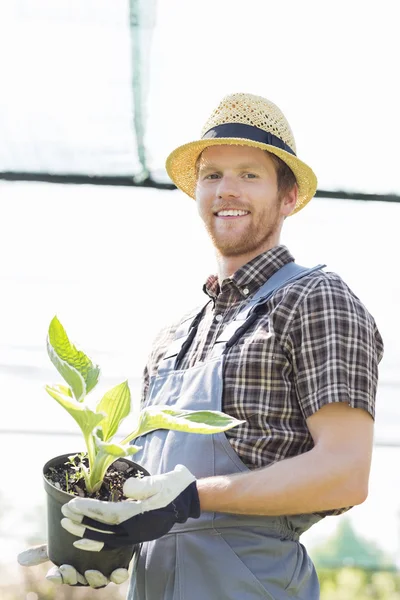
[[202, 122, 296, 156]]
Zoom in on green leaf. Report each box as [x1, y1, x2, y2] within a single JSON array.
[[47, 316, 100, 401], [45, 384, 104, 438], [96, 381, 131, 442], [122, 406, 244, 443], [96, 440, 130, 457], [125, 445, 141, 456], [94, 436, 141, 458]]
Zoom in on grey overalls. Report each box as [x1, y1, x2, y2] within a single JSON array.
[[128, 263, 326, 600]]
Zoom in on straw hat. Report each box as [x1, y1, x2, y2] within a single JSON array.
[[165, 93, 317, 215]]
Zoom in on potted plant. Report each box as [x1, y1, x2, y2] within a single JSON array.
[[42, 316, 243, 579]]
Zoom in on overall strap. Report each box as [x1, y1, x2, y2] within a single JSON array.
[[240, 262, 325, 319], [213, 263, 326, 352], [158, 301, 211, 371]]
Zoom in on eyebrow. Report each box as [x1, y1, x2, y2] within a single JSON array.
[[198, 162, 266, 173]]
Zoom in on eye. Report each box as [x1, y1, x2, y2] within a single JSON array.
[[243, 173, 258, 179], [204, 173, 221, 180]]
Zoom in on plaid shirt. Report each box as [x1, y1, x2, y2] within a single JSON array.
[[141, 245, 384, 516]]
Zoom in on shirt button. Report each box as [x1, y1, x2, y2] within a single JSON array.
[[215, 314, 223, 322], [242, 288, 250, 296]]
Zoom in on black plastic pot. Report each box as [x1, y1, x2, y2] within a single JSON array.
[[43, 452, 150, 579]]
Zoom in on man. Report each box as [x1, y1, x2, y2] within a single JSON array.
[[19, 93, 384, 598]]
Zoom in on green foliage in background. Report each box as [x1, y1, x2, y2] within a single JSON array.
[[311, 518, 399, 599], [317, 568, 400, 599], [312, 518, 395, 571]]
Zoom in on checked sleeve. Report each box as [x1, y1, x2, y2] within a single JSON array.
[[287, 274, 384, 421]]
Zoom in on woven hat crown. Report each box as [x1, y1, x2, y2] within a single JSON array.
[[201, 93, 297, 155]]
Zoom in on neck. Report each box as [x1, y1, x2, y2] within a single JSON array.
[[216, 237, 281, 282]]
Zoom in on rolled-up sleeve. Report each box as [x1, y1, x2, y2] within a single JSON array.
[[288, 275, 384, 420]]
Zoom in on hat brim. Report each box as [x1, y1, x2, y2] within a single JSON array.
[[165, 138, 317, 216]]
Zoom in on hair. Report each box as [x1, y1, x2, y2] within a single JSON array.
[[266, 151, 297, 199]]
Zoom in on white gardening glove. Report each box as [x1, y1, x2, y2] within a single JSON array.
[[61, 464, 198, 552], [17, 543, 129, 588]]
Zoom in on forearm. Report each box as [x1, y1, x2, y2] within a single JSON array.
[[197, 446, 368, 516]]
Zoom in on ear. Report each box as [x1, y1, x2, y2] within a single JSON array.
[[281, 184, 298, 217]]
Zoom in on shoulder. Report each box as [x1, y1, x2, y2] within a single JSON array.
[[282, 269, 376, 320], [282, 269, 384, 359]]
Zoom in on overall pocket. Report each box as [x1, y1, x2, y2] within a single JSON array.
[[177, 529, 275, 600]]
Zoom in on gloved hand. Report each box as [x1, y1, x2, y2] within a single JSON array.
[[61, 464, 200, 552], [17, 543, 129, 588]]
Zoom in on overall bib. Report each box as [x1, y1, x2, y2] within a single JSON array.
[[128, 263, 326, 600]]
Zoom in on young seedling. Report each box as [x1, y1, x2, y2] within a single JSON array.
[[64, 453, 86, 490], [46, 317, 243, 495]]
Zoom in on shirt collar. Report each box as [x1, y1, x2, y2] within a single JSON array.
[[203, 245, 295, 300]]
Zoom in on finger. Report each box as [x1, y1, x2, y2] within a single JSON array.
[[66, 497, 143, 525], [17, 543, 49, 566], [61, 503, 83, 523], [74, 538, 105, 552], [75, 526, 127, 547], [62, 512, 126, 536], [74, 530, 132, 550], [77, 571, 88, 585], [62, 518, 130, 549], [82, 515, 125, 534], [85, 569, 109, 588], [59, 564, 78, 585], [61, 518, 115, 538], [110, 568, 129, 584], [62, 505, 122, 532], [45, 566, 63, 584], [55, 565, 87, 586]]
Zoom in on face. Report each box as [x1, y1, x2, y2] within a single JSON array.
[[196, 145, 293, 259]]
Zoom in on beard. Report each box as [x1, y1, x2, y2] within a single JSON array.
[[204, 202, 282, 258]]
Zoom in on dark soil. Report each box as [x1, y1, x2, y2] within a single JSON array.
[[44, 454, 145, 501]]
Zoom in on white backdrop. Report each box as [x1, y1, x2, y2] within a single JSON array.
[[0, 0, 399, 194]]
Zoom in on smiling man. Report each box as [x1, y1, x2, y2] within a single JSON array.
[[196, 144, 296, 276], [19, 93, 384, 599]]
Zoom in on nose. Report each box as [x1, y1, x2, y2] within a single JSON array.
[[216, 175, 240, 199]]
